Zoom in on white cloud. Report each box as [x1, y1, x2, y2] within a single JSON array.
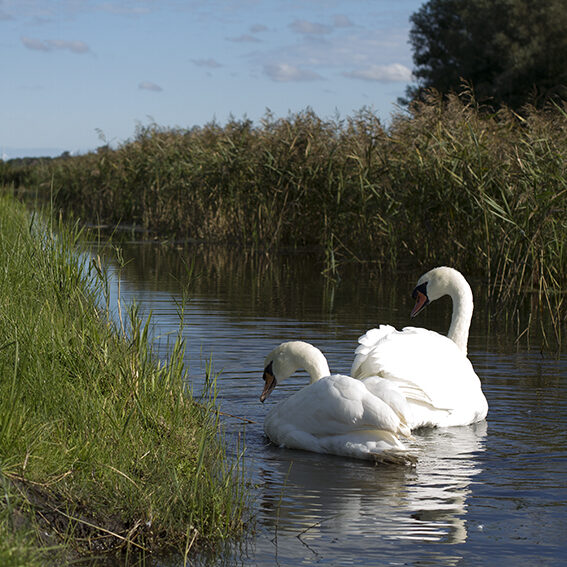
[[333, 15, 354, 28], [21, 36, 90, 53], [290, 19, 332, 35], [227, 33, 261, 43], [138, 81, 163, 92], [263, 62, 323, 82], [21, 36, 48, 51], [250, 23, 268, 34], [343, 63, 412, 83], [48, 39, 90, 53], [98, 2, 152, 16], [191, 58, 223, 68], [249, 21, 412, 85]]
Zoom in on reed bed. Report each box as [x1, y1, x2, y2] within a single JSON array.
[[5, 93, 567, 344], [0, 195, 246, 564]]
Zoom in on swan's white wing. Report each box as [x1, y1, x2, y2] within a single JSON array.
[[265, 374, 407, 438], [360, 376, 412, 428], [351, 326, 488, 428], [264, 374, 414, 463]]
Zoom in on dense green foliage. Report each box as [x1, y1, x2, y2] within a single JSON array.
[[406, 0, 567, 109], [3, 95, 567, 343], [0, 195, 245, 563]]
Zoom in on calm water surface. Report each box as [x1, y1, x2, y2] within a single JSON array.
[[94, 242, 567, 567]]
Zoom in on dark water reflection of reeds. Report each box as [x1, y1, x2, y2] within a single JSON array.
[[91, 241, 567, 567]]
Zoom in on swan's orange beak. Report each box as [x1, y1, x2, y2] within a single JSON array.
[[411, 289, 429, 318], [260, 368, 277, 402]]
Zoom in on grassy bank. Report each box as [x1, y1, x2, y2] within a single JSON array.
[[4, 93, 567, 343], [0, 194, 246, 564]]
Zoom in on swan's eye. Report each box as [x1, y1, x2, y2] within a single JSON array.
[[412, 282, 428, 300]]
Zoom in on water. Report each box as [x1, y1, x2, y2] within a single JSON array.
[[93, 241, 567, 567]]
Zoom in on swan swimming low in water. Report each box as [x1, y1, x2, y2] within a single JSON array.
[[351, 267, 488, 429], [259, 341, 416, 464]]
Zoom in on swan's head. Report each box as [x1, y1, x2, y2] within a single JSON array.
[[410, 266, 467, 318], [260, 341, 330, 402], [260, 342, 305, 403]]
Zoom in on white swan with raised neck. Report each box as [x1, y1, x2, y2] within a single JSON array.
[[351, 267, 488, 429]]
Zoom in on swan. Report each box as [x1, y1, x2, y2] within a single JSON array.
[[351, 267, 488, 429], [259, 341, 416, 464]]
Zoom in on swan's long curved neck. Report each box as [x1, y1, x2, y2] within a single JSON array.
[[290, 342, 330, 383], [302, 352, 331, 383], [447, 285, 473, 355]]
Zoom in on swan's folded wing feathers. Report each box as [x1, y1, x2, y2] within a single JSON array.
[[353, 327, 471, 404], [356, 326, 396, 349], [325, 375, 413, 438], [358, 390, 410, 437], [321, 375, 406, 436], [353, 333, 436, 408], [375, 370, 436, 407], [265, 375, 410, 444], [351, 325, 405, 379], [360, 376, 413, 431], [266, 376, 366, 438], [351, 325, 396, 377]]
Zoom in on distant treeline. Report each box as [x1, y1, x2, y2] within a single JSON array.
[[3, 93, 566, 342]]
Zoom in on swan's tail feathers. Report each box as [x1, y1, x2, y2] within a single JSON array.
[[370, 449, 417, 467], [382, 373, 453, 415], [398, 422, 413, 439], [385, 376, 432, 403]]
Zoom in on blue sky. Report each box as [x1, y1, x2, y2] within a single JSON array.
[[1, 0, 424, 159]]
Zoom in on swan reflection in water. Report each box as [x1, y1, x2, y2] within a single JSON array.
[[258, 420, 487, 551]]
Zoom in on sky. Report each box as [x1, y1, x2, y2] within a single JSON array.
[[1, 0, 424, 159]]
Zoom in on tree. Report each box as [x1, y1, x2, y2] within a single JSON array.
[[406, 0, 567, 110]]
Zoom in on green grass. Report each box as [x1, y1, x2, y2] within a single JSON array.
[[3, 92, 567, 345], [0, 194, 246, 564]]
